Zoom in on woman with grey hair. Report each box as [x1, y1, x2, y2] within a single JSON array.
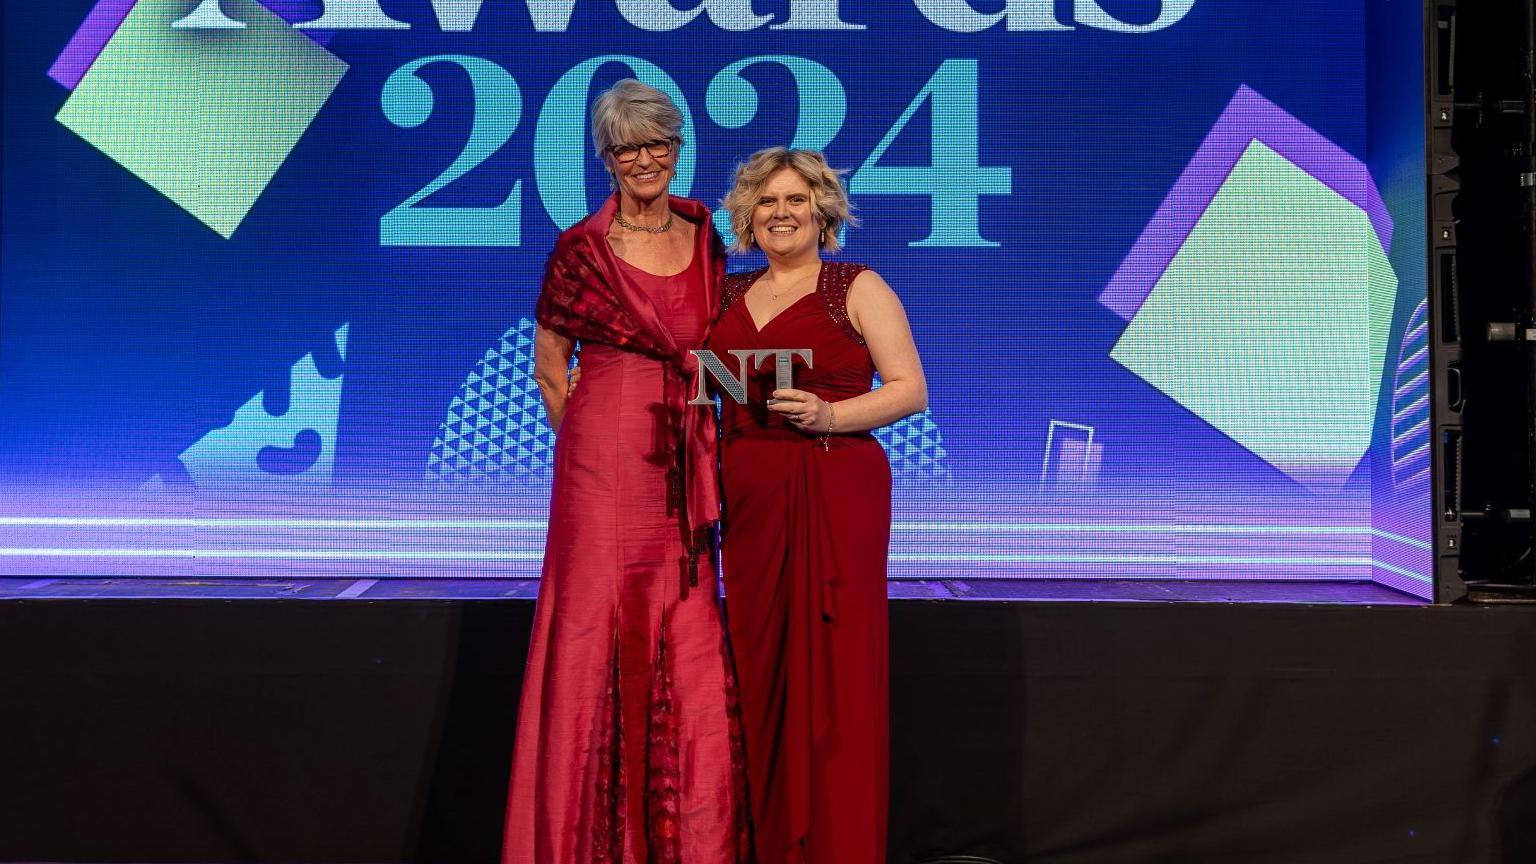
[[706, 147, 927, 862], [503, 80, 748, 863]]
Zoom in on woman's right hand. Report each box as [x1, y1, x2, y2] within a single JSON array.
[[567, 364, 581, 395]]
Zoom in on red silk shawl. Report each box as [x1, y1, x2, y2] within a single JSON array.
[[535, 193, 724, 551]]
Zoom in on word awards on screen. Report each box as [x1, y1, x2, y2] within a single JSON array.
[[172, 0, 1197, 35]]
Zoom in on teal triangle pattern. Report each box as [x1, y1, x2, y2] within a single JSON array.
[[869, 374, 954, 488], [425, 317, 555, 490]]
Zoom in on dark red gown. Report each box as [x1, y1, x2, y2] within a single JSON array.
[[504, 199, 749, 864], [706, 262, 892, 864]]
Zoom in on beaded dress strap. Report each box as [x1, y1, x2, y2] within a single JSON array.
[[720, 268, 766, 314], [818, 262, 869, 346]]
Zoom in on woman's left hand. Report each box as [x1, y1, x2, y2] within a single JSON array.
[[768, 389, 832, 433]]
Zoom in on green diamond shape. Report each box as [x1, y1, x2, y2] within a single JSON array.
[[1110, 140, 1396, 494], [56, 0, 348, 238]]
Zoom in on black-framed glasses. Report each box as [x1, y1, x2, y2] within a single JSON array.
[[607, 138, 676, 164]]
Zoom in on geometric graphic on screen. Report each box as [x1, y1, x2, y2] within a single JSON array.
[[1039, 420, 1100, 492], [53, 0, 347, 239], [871, 376, 954, 488], [47, 0, 333, 90], [1109, 138, 1397, 495], [1390, 299, 1431, 491], [425, 318, 555, 490], [166, 324, 349, 490], [1101, 85, 1393, 322], [48, 0, 140, 89]]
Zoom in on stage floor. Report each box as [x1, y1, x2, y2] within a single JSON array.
[[0, 575, 1423, 604]]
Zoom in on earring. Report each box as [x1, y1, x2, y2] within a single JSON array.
[[819, 228, 827, 245]]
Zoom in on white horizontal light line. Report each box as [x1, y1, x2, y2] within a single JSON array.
[[0, 518, 1431, 546], [0, 548, 545, 560], [0, 517, 547, 529], [1398, 345, 1429, 370], [1371, 530, 1433, 550], [893, 523, 1370, 534], [0, 552, 1428, 581], [0, 518, 1371, 534], [2, 548, 1381, 569], [1394, 370, 1429, 398], [1393, 440, 1432, 466], [1392, 392, 1431, 423], [1392, 419, 1431, 448], [889, 554, 1373, 566], [1371, 559, 1434, 583]]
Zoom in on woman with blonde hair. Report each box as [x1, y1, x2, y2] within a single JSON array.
[[706, 147, 927, 862], [503, 80, 748, 863]]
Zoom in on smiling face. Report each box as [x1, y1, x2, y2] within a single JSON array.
[[604, 135, 677, 207], [751, 167, 825, 261]]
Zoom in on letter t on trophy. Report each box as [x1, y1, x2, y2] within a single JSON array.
[[689, 349, 814, 404], [747, 349, 814, 401]]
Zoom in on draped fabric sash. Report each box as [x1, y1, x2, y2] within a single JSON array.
[[782, 441, 840, 860], [535, 194, 725, 563]]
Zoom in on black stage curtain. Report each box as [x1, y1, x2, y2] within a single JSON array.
[[1, 599, 1533, 863]]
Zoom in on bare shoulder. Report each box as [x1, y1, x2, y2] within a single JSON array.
[[847, 268, 903, 310], [846, 267, 908, 334]]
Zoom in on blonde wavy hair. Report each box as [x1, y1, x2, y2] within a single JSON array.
[[721, 147, 859, 253]]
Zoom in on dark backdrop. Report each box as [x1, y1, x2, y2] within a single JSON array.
[[3, 599, 1533, 863]]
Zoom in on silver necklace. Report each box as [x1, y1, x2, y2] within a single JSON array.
[[613, 209, 674, 233]]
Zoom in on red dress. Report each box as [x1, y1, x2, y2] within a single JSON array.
[[706, 262, 892, 864], [504, 200, 749, 864]]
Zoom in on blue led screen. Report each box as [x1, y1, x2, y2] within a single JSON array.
[[0, 0, 1432, 594]]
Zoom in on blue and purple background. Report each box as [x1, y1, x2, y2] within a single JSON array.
[[0, 0, 1432, 596]]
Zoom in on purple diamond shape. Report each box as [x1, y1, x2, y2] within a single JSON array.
[[1099, 85, 1392, 321], [47, 0, 137, 90], [48, 0, 334, 90]]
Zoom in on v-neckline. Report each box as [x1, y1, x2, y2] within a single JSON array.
[[743, 267, 822, 333], [612, 245, 696, 279]]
